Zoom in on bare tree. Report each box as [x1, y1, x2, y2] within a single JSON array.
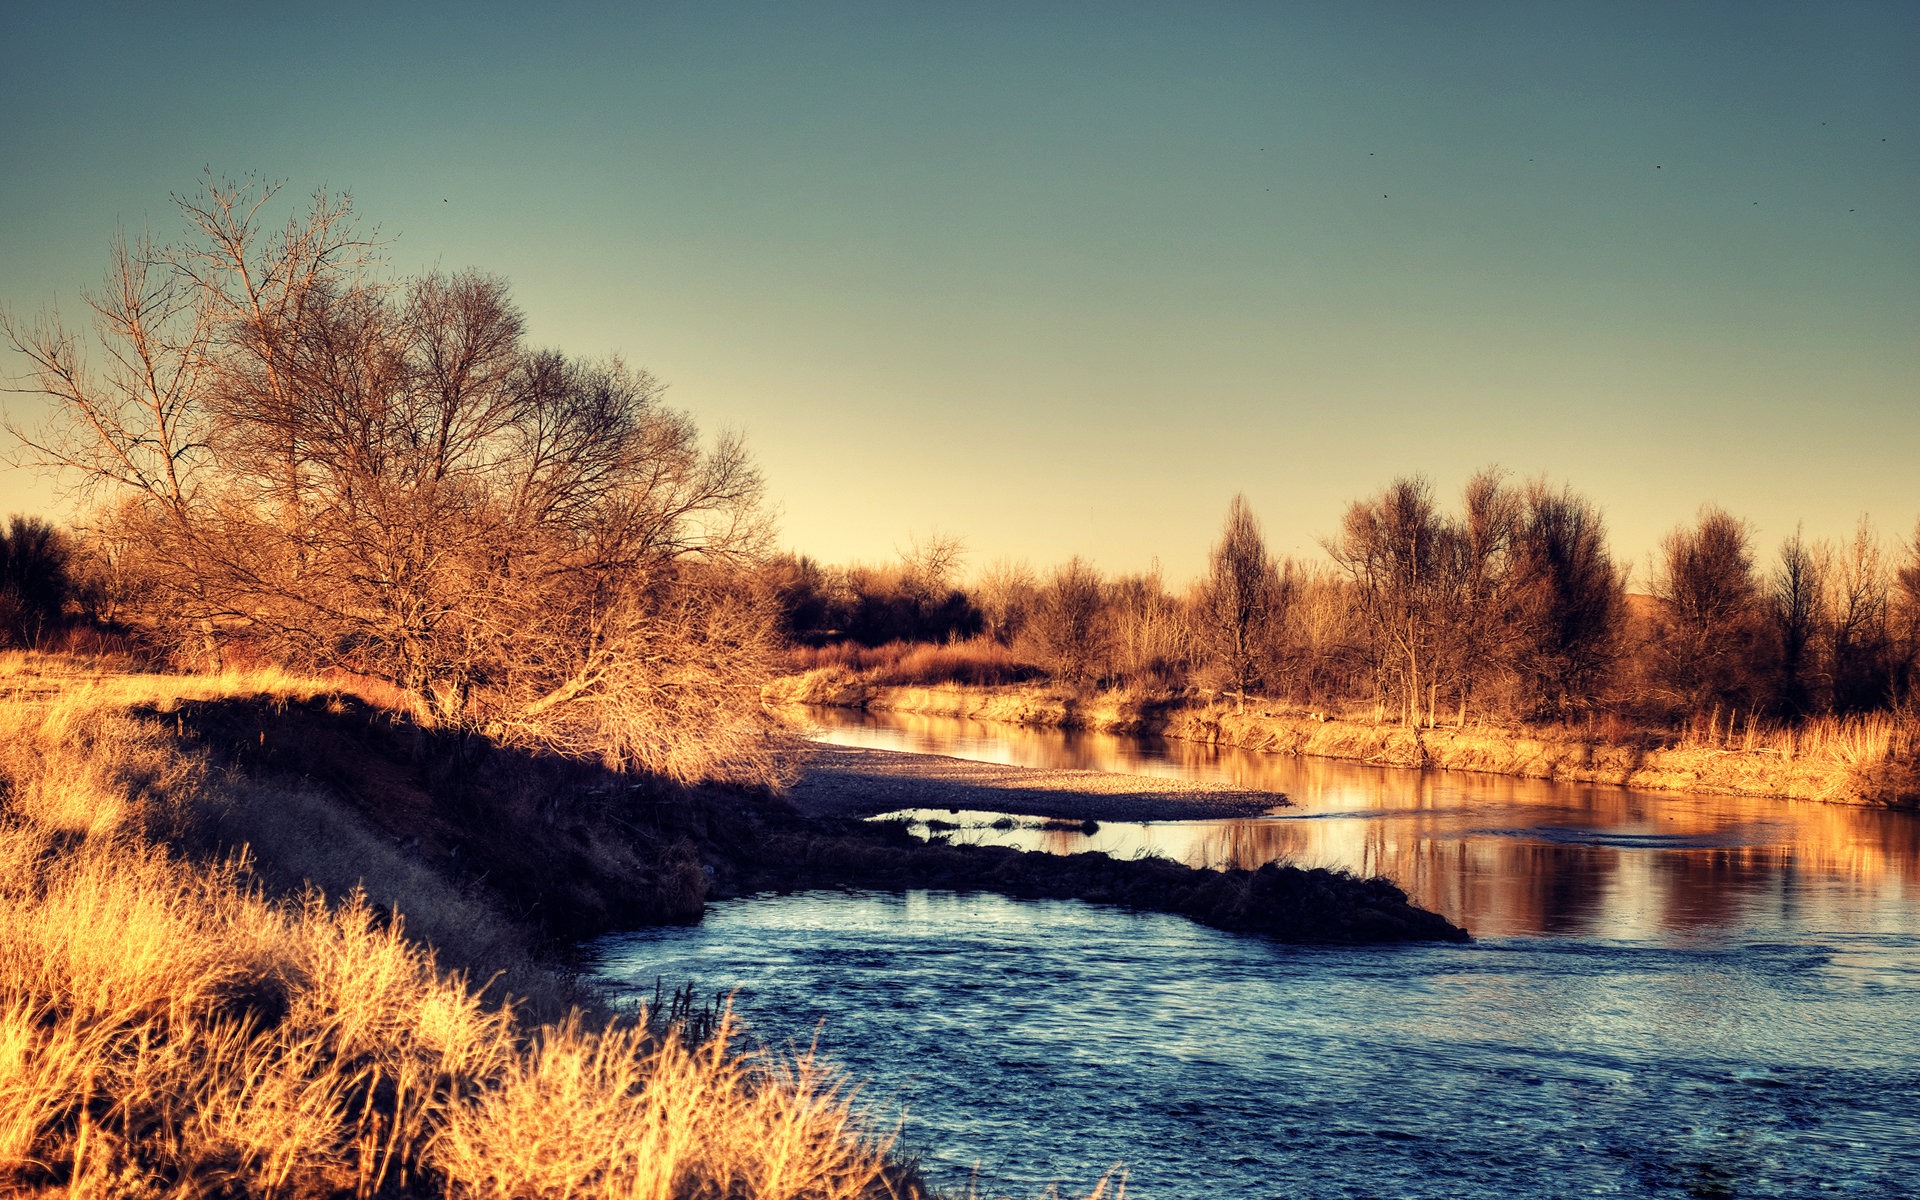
[[1, 228, 230, 660], [1508, 479, 1623, 719], [975, 558, 1038, 646], [1201, 494, 1287, 704], [1326, 470, 1624, 726], [898, 530, 967, 602], [1281, 565, 1365, 709], [1109, 564, 1192, 689], [1434, 468, 1523, 723], [1821, 516, 1891, 713], [5, 178, 777, 782], [1892, 519, 1920, 705], [1327, 476, 1448, 725], [1768, 525, 1828, 717], [1646, 505, 1763, 714], [176, 174, 376, 523]]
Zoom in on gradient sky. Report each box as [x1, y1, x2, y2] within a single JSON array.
[[3, 2, 1915, 584]]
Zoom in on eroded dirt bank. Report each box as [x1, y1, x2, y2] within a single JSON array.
[[766, 674, 1920, 809], [163, 692, 1464, 947]]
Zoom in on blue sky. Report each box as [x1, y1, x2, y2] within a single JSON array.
[[3, 2, 1915, 582]]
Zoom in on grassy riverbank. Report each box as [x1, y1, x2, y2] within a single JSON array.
[[0, 655, 906, 1200], [766, 672, 1920, 809], [2, 653, 1466, 1197]]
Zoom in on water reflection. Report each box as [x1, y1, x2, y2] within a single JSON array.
[[802, 706, 1920, 940]]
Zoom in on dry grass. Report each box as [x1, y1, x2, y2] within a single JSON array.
[[790, 678, 1919, 808], [432, 1014, 889, 1200], [1676, 707, 1920, 763], [0, 667, 920, 1200], [785, 641, 1039, 689], [1666, 707, 1920, 804], [0, 649, 421, 719]]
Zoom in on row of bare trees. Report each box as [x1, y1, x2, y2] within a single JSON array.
[[924, 474, 1632, 722], [16, 179, 1906, 746], [768, 533, 979, 647], [782, 477, 1920, 728], [4, 177, 778, 781], [1326, 472, 1626, 724], [1650, 510, 1920, 720]]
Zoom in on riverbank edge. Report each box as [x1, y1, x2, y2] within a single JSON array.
[[765, 672, 1920, 809], [0, 658, 1471, 1199]]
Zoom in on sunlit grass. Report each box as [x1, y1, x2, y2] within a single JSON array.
[[786, 639, 1041, 688], [0, 664, 923, 1199], [0, 649, 424, 719], [1675, 705, 1919, 763]]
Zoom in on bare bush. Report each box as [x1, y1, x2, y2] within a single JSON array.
[[975, 557, 1039, 646], [1021, 557, 1109, 685]]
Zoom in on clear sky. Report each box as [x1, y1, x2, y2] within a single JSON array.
[[3, 2, 1915, 585]]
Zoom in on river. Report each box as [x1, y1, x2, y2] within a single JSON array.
[[590, 708, 1920, 1198]]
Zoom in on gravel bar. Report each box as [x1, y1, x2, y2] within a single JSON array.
[[786, 742, 1290, 823]]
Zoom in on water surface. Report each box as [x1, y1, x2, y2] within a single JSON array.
[[591, 709, 1920, 1199], [804, 706, 1920, 942]]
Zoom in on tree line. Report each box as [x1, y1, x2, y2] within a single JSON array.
[[771, 475, 1920, 728]]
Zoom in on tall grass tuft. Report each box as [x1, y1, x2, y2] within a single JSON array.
[[430, 1012, 889, 1200]]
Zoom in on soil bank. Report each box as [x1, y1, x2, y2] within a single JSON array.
[[155, 690, 1463, 947]]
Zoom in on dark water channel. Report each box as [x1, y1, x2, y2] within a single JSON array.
[[590, 709, 1920, 1198]]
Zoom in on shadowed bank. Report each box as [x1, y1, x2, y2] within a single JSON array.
[[0, 656, 1460, 1199]]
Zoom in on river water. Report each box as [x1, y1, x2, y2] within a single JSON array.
[[590, 708, 1920, 1199]]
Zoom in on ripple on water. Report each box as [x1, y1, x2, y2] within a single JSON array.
[[590, 891, 1920, 1200]]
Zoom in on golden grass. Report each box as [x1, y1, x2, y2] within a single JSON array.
[[432, 1015, 888, 1200], [789, 679, 1920, 808], [1703, 711, 1920, 765], [0, 650, 424, 719], [0, 667, 920, 1199], [784, 641, 1038, 689]]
